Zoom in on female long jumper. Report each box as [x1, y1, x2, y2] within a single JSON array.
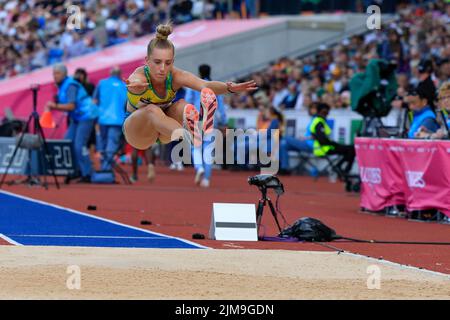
[[123, 22, 257, 150]]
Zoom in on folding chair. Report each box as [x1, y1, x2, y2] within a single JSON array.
[[99, 133, 132, 185], [288, 151, 320, 176], [315, 154, 361, 192]]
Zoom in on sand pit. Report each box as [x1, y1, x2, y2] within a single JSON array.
[[0, 246, 449, 300]]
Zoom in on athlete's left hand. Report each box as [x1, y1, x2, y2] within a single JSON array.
[[226, 80, 258, 93]]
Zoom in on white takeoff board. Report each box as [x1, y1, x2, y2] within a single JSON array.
[[209, 203, 258, 241]]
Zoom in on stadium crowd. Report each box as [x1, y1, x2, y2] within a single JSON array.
[[0, 0, 244, 80], [0, 1, 448, 221], [230, 1, 450, 111], [0, 0, 434, 81]]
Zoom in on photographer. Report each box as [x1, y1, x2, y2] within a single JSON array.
[[406, 87, 440, 139]]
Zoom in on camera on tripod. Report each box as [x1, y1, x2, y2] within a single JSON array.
[[350, 59, 399, 137], [248, 174, 284, 195], [248, 174, 285, 236], [0, 83, 60, 189]]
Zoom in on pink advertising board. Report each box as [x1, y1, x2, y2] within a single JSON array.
[[355, 138, 450, 216]]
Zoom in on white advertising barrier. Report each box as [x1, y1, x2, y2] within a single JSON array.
[[226, 108, 401, 145], [209, 203, 258, 241]]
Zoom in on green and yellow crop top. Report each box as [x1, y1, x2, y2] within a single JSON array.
[[127, 65, 177, 111]]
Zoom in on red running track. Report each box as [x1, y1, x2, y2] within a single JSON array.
[[0, 239, 11, 245], [1, 166, 449, 273]]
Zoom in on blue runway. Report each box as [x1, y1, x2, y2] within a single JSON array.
[[0, 190, 206, 249]]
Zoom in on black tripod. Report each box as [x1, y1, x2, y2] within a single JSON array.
[[255, 186, 283, 238], [0, 85, 60, 189]]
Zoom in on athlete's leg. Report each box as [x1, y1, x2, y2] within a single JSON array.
[[199, 88, 218, 135], [131, 148, 139, 182], [145, 147, 155, 182], [163, 89, 218, 163], [158, 135, 172, 144], [123, 104, 182, 150], [166, 90, 218, 136], [165, 99, 201, 146], [165, 99, 187, 125]]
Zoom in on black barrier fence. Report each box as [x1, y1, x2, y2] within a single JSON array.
[[0, 137, 76, 177]]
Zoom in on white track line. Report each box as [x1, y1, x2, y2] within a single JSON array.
[[0, 233, 22, 246], [6, 235, 183, 239], [0, 190, 209, 249], [340, 251, 450, 279]]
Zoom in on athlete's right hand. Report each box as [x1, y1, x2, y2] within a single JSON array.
[[125, 78, 150, 93]]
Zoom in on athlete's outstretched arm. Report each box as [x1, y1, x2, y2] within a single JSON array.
[[174, 68, 258, 95], [125, 67, 149, 94]]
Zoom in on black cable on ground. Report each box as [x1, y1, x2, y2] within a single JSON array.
[[275, 194, 290, 229]]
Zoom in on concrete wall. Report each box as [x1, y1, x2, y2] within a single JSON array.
[[175, 20, 288, 80]]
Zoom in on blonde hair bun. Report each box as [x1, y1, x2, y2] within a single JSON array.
[[156, 23, 173, 41]]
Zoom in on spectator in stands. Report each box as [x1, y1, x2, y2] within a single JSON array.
[[241, 105, 284, 172], [406, 87, 440, 139], [171, 0, 194, 24], [30, 41, 47, 70], [93, 66, 127, 172], [436, 58, 450, 87], [396, 73, 413, 94], [325, 66, 345, 95], [279, 103, 317, 174], [279, 82, 299, 110], [1, 0, 449, 124], [380, 28, 407, 72], [271, 79, 289, 109], [337, 90, 351, 109], [74, 68, 96, 97], [255, 99, 271, 129], [438, 80, 450, 115], [74, 67, 97, 160], [45, 63, 97, 183], [221, 2, 449, 114], [310, 103, 355, 175], [2, 0, 448, 182], [47, 39, 64, 65], [433, 81, 450, 138], [67, 32, 95, 58], [416, 59, 437, 110], [266, 106, 284, 157], [416, 81, 450, 140]]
